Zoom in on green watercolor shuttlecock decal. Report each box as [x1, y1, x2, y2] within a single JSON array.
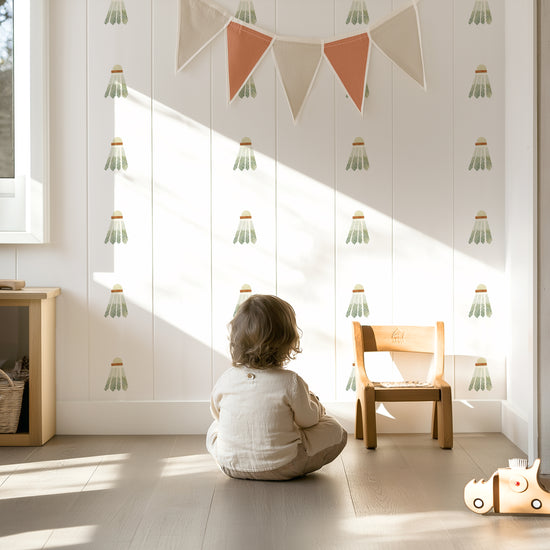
[[346, 138, 369, 171], [346, 364, 357, 391], [469, 357, 493, 391], [105, 65, 128, 98], [104, 0, 128, 25], [469, 210, 492, 244], [346, 284, 369, 318], [346, 211, 370, 244], [105, 211, 128, 244], [104, 137, 128, 171], [104, 284, 128, 318], [233, 138, 257, 171], [104, 357, 128, 391], [469, 65, 492, 98], [234, 284, 252, 315], [235, 0, 257, 24], [346, 84, 369, 101], [469, 138, 492, 171], [469, 1, 492, 25], [346, 0, 369, 25], [234, 2, 258, 98], [233, 211, 257, 244], [469, 284, 492, 318], [238, 76, 257, 99]]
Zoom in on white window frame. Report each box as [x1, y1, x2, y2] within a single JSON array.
[[0, 0, 49, 243]]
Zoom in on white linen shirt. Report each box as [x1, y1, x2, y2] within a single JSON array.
[[209, 366, 326, 472]]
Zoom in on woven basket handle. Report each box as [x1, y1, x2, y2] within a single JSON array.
[[0, 369, 15, 388]]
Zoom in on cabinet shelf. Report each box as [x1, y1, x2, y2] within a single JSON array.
[[0, 287, 60, 446]]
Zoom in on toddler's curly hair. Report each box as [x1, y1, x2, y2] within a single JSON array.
[[229, 294, 302, 369]]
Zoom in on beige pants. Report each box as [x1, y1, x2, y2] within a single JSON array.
[[207, 416, 347, 481]]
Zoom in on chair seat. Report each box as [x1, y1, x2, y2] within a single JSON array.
[[372, 385, 441, 402]]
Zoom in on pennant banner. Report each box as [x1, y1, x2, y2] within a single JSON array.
[[272, 39, 323, 122], [176, 0, 231, 72], [324, 33, 371, 113], [177, 0, 426, 119], [369, 2, 426, 89], [227, 21, 273, 102]]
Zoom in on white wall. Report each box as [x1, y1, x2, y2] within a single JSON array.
[[503, 0, 537, 460], [537, 0, 549, 473], [1, 0, 530, 437]]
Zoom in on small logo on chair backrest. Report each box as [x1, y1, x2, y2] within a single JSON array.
[[392, 329, 405, 344]]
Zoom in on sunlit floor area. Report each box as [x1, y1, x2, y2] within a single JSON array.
[[0, 433, 548, 549]]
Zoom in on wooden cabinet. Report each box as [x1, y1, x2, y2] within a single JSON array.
[[0, 288, 60, 446]]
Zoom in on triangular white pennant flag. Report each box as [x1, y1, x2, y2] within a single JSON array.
[[272, 38, 323, 122], [369, 2, 426, 89], [176, 0, 231, 72]]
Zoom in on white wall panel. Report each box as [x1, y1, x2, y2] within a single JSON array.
[[275, 1, 335, 401], [87, 0, 154, 401], [211, 0, 277, 382], [152, 0, 213, 400]]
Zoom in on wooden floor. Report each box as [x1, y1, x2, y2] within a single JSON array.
[[0, 433, 548, 550]]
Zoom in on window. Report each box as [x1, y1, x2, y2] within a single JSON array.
[[0, 0, 49, 243], [0, 0, 14, 180]]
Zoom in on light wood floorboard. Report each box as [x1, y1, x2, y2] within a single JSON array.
[[0, 433, 548, 549]]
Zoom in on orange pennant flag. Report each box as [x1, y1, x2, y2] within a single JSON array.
[[227, 21, 273, 102], [324, 33, 370, 113]]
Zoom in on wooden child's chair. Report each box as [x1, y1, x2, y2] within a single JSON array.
[[352, 321, 453, 449]]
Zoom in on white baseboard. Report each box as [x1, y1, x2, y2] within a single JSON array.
[[501, 400, 529, 454], [57, 399, 503, 435]]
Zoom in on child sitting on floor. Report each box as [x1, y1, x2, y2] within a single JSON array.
[[207, 294, 347, 481]]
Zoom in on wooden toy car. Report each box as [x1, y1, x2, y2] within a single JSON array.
[[464, 458, 550, 514]]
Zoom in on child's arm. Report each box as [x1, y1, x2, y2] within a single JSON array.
[[291, 374, 326, 428]]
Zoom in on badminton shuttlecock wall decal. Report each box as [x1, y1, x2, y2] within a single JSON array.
[[346, 84, 369, 101], [104, 65, 128, 98], [346, 138, 369, 171], [346, 364, 357, 391], [469, 1, 492, 25], [469, 210, 492, 245], [469, 284, 492, 318], [233, 137, 257, 171], [346, 284, 369, 318], [104, 0, 128, 25], [104, 357, 128, 391], [104, 137, 128, 171], [105, 211, 128, 244], [346, 211, 370, 244], [235, 0, 257, 24], [469, 65, 492, 98], [238, 76, 257, 99], [233, 211, 257, 244], [346, 0, 369, 25], [469, 138, 492, 171], [104, 284, 128, 318], [234, 284, 252, 315], [469, 357, 493, 391]]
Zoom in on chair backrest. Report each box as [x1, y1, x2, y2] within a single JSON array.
[[352, 322, 445, 382]]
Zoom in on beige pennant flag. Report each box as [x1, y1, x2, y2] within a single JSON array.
[[272, 38, 323, 122], [176, 0, 230, 72], [369, 2, 426, 89]]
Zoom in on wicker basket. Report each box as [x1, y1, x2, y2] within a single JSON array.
[[0, 368, 26, 433]]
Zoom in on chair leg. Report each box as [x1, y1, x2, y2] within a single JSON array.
[[365, 387, 377, 449], [437, 386, 453, 449], [431, 401, 438, 439], [355, 398, 364, 440]]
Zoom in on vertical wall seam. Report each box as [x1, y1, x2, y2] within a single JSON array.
[[451, 1, 456, 393], [333, 0, 337, 400], [209, 46, 214, 390], [85, 0, 91, 401], [150, 0, 155, 400], [274, 0, 278, 296]]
